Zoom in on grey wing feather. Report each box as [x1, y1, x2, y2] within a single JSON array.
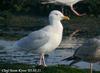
[[15, 30, 49, 51]]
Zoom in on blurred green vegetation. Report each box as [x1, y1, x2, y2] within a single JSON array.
[[0, 62, 100, 73]]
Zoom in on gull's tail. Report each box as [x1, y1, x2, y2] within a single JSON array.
[[62, 56, 81, 66]]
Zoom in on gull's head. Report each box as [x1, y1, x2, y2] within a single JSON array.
[[49, 10, 70, 21]]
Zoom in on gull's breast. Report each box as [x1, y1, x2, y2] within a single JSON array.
[[39, 27, 63, 54]]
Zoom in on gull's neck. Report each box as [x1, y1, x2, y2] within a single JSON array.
[[50, 20, 63, 35], [49, 19, 63, 28]]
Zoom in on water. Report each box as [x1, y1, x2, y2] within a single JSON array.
[[0, 39, 100, 71]]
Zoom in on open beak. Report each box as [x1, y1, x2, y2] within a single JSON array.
[[63, 16, 70, 20]]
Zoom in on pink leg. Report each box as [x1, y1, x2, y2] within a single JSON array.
[[39, 54, 43, 65], [39, 53, 47, 66], [42, 53, 47, 66], [89, 63, 93, 73], [61, 6, 64, 13], [70, 5, 85, 16]]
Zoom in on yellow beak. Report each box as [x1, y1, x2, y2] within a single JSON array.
[[63, 16, 70, 20]]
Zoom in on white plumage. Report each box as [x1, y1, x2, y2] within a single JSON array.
[[7, 10, 69, 66]]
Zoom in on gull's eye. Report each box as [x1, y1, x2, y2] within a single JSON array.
[[55, 13, 58, 16]]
